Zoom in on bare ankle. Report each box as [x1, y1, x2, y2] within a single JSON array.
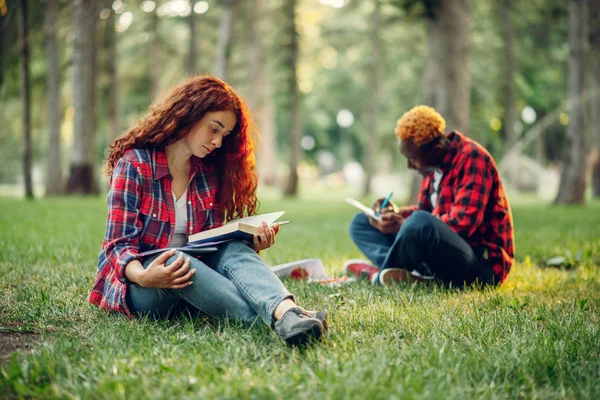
[[273, 298, 296, 320]]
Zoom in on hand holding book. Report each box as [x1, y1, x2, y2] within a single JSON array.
[[250, 221, 279, 252], [186, 211, 289, 246]]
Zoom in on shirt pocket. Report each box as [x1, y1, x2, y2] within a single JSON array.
[[139, 198, 170, 243], [192, 193, 215, 233]]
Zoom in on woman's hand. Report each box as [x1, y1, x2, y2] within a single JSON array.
[[138, 250, 195, 289], [250, 221, 279, 252]]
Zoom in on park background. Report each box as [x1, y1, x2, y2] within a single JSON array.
[[1, 0, 599, 399]]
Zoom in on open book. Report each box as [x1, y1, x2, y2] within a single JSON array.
[[345, 198, 382, 221], [187, 211, 288, 245]]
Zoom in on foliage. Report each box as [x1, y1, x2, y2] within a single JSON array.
[[0, 0, 576, 185], [0, 193, 599, 398]]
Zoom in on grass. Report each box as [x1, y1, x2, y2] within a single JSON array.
[[0, 192, 599, 399]]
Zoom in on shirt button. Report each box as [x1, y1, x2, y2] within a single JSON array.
[[152, 213, 157, 218], [188, 201, 191, 205], [209, 202, 213, 207]]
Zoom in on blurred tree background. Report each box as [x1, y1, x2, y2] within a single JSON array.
[[0, 0, 598, 203]]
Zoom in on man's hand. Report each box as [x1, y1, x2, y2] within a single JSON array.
[[138, 250, 195, 289], [369, 211, 404, 234], [372, 197, 399, 215]]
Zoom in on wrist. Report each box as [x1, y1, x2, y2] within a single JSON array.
[[125, 260, 145, 286]]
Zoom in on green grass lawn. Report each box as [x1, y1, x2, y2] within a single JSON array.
[[1, 192, 599, 399]]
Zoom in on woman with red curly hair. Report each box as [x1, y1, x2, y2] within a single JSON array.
[[90, 76, 326, 345]]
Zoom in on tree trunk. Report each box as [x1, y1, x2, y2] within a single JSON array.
[[408, 16, 442, 205], [555, 0, 587, 204], [409, 0, 470, 204], [45, 0, 63, 195], [361, 0, 382, 196], [247, 0, 277, 186], [500, 0, 517, 155], [105, 2, 119, 143], [215, 0, 236, 80], [67, 0, 98, 194], [149, 2, 160, 100], [187, 0, 198, 74], [589, 0, 600, 197], [434, 0, 471, 135], [283, 0, 301, 197], [17, 0, 33, 199], [0, 5, 5, 90]]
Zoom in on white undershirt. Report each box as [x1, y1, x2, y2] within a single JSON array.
[[430, 169, 443, 208], [169, 189, 188, 248]]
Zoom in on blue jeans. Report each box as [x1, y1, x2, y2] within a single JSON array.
[[349, 211, 494, 285], [126, 241, 293, 326]]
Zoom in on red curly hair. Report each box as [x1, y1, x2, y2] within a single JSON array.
[[106, 75, 259, 221]]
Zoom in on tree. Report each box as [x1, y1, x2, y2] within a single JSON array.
[[282, 0, 301, 197], [361, 0, 382, 196], [245, 0, 277, 186], [215, 0, 236, 80], [187, 0, 198, 74], [45, 0, 62, 195], [407, 0, 471, 203], [500, 0, 517, 155], [589, 0, 600, 197], [430, 0, 471, 134], [555, 0, 587, 204], [104, 1, 119, 143], [149, 1, 161, 100], [66, 0, 98, 194], [17, 0, 33, 199]]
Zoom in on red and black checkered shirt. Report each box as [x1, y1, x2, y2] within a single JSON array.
[[399, 131, 515, 283], [89, 148, 224, 317]]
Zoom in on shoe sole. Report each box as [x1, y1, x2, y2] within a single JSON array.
[[378, 268, 412, 285], [283, 322, 324, 346]]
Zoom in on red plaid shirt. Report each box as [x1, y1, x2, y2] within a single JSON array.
[[89, 148, 224, 317], [399, 131, 514, 283]]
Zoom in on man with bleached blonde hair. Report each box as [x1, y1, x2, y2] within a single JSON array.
[[344, 106, 514, 287]]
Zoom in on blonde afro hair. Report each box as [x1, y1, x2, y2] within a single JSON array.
[[395, 105, 446, 146]]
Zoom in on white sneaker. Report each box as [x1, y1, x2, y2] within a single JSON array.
[[378, 268, 412, 285]]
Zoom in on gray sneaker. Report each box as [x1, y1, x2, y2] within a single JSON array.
[[306, 310, 328, 332], [274, 307, 324, 346]]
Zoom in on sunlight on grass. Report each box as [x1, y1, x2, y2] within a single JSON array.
[[0, 194, 599, 399]]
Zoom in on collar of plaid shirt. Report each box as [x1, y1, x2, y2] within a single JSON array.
[[152, 148, 217, 180]]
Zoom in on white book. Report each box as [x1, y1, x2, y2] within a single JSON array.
[[345, 197, 382, 221], [187, 211, 287, 245]]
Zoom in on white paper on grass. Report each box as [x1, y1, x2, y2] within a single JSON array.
[[270, 258, 330, 280]]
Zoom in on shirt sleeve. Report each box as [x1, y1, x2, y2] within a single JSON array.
[[102, 158, 143, 283], [399, 205, 418, 219], [399, 176, 430, 218], [438, 152, 492, 238]]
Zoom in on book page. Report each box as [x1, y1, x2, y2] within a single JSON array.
[[345, 198, 381, 221], [224, 211, 285, 227]]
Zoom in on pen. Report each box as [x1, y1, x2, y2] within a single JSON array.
[[376, 192, 394, 217]]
